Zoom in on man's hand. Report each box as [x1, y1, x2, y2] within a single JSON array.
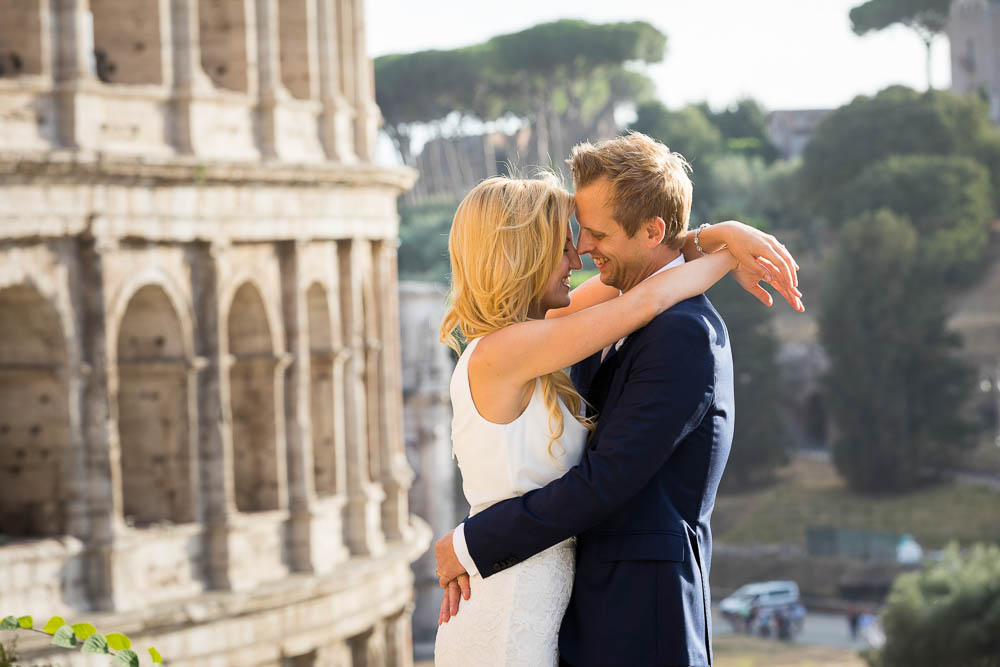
[[437, 574, 471, 625], [435, 529, 469, 588], [712, 221, 804, 312]]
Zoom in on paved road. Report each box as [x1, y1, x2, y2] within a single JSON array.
[[713, 607, 871, 651]]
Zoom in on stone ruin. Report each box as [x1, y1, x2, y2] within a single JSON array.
[[0, 1, 429, 665]]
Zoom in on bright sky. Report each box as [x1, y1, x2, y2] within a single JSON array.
[[366, 0, 953, 111]]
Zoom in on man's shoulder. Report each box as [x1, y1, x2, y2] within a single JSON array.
[[617, 297, 728, 370], [637, 295, 723, 342]]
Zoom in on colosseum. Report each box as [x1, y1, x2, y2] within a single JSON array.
[[0, 1, 428, 665]]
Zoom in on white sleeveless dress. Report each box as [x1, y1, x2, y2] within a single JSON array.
[[434, 336, 589, 666]]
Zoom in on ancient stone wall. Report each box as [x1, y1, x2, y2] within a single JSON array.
[[0, 2, 428, 665]]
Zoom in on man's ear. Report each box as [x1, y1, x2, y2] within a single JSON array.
[[645, 217, 666, 248]]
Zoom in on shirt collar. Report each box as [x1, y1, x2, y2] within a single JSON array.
[[620, 252, 686, 295]]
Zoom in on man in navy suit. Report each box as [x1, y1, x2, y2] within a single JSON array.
[[434, 133, 798, 666]]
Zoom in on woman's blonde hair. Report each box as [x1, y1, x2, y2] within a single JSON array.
[[440, 174, 594, 455]]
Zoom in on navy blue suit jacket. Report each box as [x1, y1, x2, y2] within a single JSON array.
[[463, 294, 734, 667]]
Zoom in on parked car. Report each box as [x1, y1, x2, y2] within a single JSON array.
[[719, 580, 805, 638]]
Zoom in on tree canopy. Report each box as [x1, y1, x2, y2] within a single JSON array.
[[373, 46, 499, 165], [708, 272, 791, 491], [630, 99, 795, 227], [631, 101, 724, 165], [696, 98, 778, 162], [801, 86, 999, 218], [850, 0, 951, 37], [849, 0, 952, 87], [374, 19, 665, 167], [837, 155, 994, 285], [820, 210, 976, 493]]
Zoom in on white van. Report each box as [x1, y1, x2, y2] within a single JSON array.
[[719, 580, 803, 636]]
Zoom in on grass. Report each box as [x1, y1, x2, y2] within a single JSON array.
[[957, 436, 1000, 476], [714, 635, 865, 667], [569, 269, 599, 289], [714, 456, 1000, 549]]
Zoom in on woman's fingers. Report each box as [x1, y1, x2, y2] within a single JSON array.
[[732, 266, 774, 307], [755, 257, 775, 284], [755, 257, 804, 311], [760, 236, 795, 293], [439, 589, 451, 625], [749, 283, 774, 307], [448, 580, 462, 616], [770, 237, 800, 288]]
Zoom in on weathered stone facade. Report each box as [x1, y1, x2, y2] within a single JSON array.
[[949, 0, 1000, 123], [398, 282, 468, 659], [764, 109, 832, 161], [0, 1, 429, 665]]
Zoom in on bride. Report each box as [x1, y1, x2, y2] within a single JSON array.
[[433, 172, 799, 666]]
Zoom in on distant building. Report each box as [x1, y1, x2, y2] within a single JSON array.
[[765, 109, 833, 160], [405, 127, 536, 205], [949, 0, 1000, 122], [404, 107, 619, 205]]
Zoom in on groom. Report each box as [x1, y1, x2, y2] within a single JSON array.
[[435, 133, 780, 666]]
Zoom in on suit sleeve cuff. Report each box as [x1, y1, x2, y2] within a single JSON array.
[[452, 522, 480, 578]]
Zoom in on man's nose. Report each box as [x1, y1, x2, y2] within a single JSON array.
[[576, 231, 595, 256]]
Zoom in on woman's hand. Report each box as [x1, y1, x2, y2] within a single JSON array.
[[733, 256, 804, 311], [706, 220, 803, 311]]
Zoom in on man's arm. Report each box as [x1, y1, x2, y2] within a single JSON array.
[[439, 311, 716, 581]]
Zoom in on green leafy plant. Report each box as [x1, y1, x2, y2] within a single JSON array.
[[868, 543, 1000, 666], [0, 615, 162, 666]]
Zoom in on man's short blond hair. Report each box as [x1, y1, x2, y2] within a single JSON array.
[[568, 132, 693, 250]]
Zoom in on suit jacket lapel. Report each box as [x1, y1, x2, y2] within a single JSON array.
[[586, 343, 622, 419], [571, 350, 603, 404]]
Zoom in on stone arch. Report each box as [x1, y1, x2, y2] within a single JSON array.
[[278, 0, 315, 100], [220, 272, 286, 356], [90, 0, 165, 85], [308, 282, 338, 497], [116, 285, 195, 526], [107, 268, 196, 366], [199, 0, 251, 93], [0, 0, 45, 78], [228, 282, 280, 512], [0, 283, 71, 537]]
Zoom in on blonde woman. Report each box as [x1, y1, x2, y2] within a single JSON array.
[[434, 158, 801, 663]]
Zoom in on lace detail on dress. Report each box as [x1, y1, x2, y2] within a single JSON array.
[[434, 538, 575, 666]]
